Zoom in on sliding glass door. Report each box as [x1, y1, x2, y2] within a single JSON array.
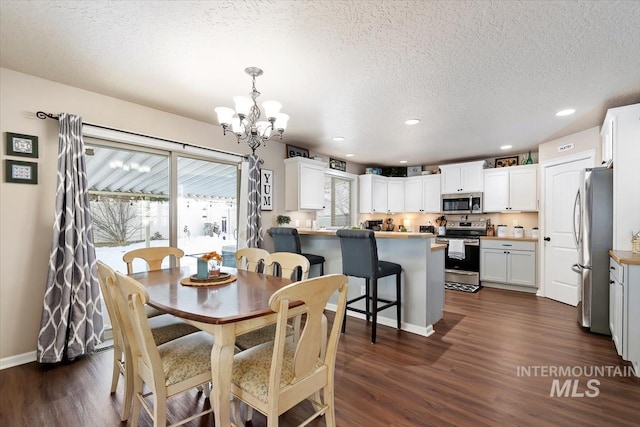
[[86, 139, 239, 273], [176, 156, 238, 269]]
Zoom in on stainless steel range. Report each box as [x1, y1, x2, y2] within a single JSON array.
[[436, 219, 487, 287]]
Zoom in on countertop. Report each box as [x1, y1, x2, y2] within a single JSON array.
[[480, 236, 538, 242], [296, 229, 436, 239], [609, 250, 640, 265]]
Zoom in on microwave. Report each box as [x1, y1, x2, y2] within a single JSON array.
[[441, 192, 483, 214]]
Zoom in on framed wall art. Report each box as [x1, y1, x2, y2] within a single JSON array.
[[329, 158, 346, 172], [6, 132, 39, 158], [286, 144, 309, 159], [5, 159, 38, 184], [495, 156, 519, 168], [260, 168, 273, 210]]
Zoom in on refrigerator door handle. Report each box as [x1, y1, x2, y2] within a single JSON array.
[[571, 263, 583, 275], [572, 189, 581, 248]]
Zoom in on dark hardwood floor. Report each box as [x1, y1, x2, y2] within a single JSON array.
[[1, 288, 639, 426]]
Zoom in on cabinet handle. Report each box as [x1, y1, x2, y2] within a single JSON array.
[[502, 244, 513, 247], [543, 237, 551, 241], [610, 266, 615, 271], [610, 280, 615, 284]]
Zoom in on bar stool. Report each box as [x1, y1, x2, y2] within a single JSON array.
[[268, 227, 325, 277], [336, 229, 402, 343]]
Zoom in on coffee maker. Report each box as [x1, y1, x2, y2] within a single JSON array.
[[364, 220, 383, 231]]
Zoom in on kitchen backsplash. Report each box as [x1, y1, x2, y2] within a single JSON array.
[[360, 212, 539, 236]]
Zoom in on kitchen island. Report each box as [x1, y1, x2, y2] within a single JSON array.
[[296, 229, 444, 337]]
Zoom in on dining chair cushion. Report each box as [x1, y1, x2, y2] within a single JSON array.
[[232, 340, 297, 404], [148, 314, 200, 346], [157, 331, 214, 387], [145, 305, 165, 319], [235, 324, 294, 351]]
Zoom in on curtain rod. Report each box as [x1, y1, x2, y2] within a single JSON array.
[[36, 111, 254, 161]]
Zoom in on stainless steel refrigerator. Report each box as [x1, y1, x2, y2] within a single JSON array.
[[573, 167, 613, 335]]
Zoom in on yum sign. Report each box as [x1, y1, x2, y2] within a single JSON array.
[[261, 169, 273, 211]]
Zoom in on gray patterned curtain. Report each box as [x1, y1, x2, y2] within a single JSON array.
[[246, 154, 263, 248], [37, 113, 104, 363]]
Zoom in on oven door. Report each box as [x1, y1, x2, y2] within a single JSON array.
[[443, 242, 480, 272]]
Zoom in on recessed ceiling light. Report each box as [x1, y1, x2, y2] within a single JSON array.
[[556, 109, 575, 117], [345, 153, 354, 157], [500, 145, 512, 150], [332, 136, 345, 142], [399, 160, 408, 164], [405, 119, 420, 125]]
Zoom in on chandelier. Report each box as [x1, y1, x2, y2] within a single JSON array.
[[215, 67, 289, 154]]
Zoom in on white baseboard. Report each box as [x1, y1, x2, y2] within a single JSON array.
[[325, 303, 434, 338], [482, 282, 538, 294], [1, 327, 113, 370], [0, 350, 37, 370]]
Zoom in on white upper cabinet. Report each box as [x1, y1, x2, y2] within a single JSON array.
[[359, 175, 405, 214], [387, 178, 405, 213], [284, 157, 327, 211], [404, 175, 441, 213], [359, 174, 386, 213], [440, 161, 485, 193], [483, 164, 537, 212]]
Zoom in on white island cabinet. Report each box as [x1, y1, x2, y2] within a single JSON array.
[[483, 164, 537, 212], [284, 157, 327, 211], [440, 161, 485, 194], [297, 230, 445, 337], [609, 251, 640, 377]]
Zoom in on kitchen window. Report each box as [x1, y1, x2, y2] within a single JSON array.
[[317, 173, 353, 228]]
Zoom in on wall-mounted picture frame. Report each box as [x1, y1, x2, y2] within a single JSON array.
[[260, 168, 273, 211], [5, 159, 38, 184], [329, 158, 346, 172], [286, 144, 309, 158], [495, 156, 519, 168], [6, 132, 39, 158]]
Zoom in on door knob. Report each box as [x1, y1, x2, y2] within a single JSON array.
[[543, 237, 551, 241]]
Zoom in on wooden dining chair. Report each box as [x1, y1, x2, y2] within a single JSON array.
[[234, 253, 311, 352], [264, 252, 311, 282], [230, 274, 348, 427], [235, 247, 270, 273], [123, 246, 185, 275], [96, 261, 200, 422], [114, 271, 215, 427], [123, 246, 185, 318]]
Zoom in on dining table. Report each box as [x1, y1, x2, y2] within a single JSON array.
[[130, 265, 300, 427]]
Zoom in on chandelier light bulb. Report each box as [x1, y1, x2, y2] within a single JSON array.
[[262, 100, 282, 120], [275, 113, 290, 131], [214, 107, 235, 126], [233, 96, 253, 116]]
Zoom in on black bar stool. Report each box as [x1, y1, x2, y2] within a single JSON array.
[[268, 227, 325, 276], [336, 229, 402, 343]]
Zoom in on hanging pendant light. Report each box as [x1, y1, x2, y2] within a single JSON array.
[[215, 67, 289, 154]]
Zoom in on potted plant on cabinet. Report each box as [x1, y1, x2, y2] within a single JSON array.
[[276, 215, 291, 227]]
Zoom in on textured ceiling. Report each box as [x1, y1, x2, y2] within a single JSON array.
[[1, 1, 639, 166]]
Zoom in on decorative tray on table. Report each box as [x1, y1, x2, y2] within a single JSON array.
[[180, 272, 237, 287]]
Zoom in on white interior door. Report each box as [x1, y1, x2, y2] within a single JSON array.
[[542, 155, 593, 305]]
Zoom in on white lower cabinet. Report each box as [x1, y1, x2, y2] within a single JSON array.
[[480, 239, 536, 289], [609, 255, 640, 376]]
